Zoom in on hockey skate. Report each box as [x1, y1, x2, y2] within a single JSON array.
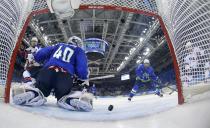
[[155, 91, 163, 97]]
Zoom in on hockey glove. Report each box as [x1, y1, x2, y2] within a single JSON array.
[[27, 53, 35, 64], [76, 79, 89, 87], [73, 79, 89, 92]]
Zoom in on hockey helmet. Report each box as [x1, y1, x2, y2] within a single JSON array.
[[68, 36, 83, 48], [30, 37, 38, 46], [143, 59, 150, 67], [143, 59, 150, 64], [31, 37, 38, 42]]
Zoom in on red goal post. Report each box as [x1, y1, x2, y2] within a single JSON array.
[[1, 0, 209, 104]]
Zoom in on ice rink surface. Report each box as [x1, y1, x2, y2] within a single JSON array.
[[0, 91, 210, 128], [11, 93, 178, 121]]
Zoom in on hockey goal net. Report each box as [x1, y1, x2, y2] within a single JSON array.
[[0, 0, 209, 104]]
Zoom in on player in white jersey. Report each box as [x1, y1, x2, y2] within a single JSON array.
[[23, 37, 42, 81], [183, 42, 206, 84], [24, 37, 41, 68]]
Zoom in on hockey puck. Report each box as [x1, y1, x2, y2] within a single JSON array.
[[108, 105, 114, 111]]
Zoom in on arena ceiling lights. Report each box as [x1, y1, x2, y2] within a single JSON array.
[[117, 37, 146, 71]]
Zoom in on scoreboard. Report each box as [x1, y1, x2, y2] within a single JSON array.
[[84, 38, 108, 61]]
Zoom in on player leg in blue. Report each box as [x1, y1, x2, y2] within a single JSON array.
[[128, 81, 143, 101], [152, 83, 163, 97], [155, 88, 163, 97]]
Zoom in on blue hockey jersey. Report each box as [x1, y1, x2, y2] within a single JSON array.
[[135, 64, 157, 83], [34, 43, 88, 80], [90, 86, 96, 93]]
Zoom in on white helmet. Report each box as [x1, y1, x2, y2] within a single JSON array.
[[143, 59, 150, 64], [30, 37, 38, 46], [68, 36, 83, 47], [31, 37, 38, 42]]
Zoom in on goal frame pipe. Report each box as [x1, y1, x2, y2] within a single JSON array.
[[4, 9, 50, 103], [4, 5, 184, 104]]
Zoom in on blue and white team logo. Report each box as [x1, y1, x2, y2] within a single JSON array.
[[143, 72, 150, 80]]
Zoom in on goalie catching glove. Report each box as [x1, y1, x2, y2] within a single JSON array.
[[12, 85, 46, 106]]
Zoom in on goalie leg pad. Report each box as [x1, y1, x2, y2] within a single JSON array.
[[69, 98, 93, 112], [57, 96, 77, 111], [57, 91, 93, 112], [13, 91, 35, 105], [12, 86, 47, 106]]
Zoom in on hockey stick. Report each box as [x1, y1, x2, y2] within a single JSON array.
[[161, 82, 177, 95], [89, 75, 115, 81]]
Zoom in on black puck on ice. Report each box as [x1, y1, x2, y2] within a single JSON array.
[[108, 105, 114, 111]]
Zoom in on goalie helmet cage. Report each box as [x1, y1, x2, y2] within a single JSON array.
[[0, 0, 209, 104]]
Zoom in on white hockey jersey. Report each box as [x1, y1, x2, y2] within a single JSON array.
[[25, 46, 41, 68]]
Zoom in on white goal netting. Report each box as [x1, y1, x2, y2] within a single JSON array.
[[0, 0, 209, 103], [156, 0, 210, 101], [0, 0, 34, 98]]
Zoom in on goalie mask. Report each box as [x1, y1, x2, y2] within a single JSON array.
[[68, 36, 83, 48]]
